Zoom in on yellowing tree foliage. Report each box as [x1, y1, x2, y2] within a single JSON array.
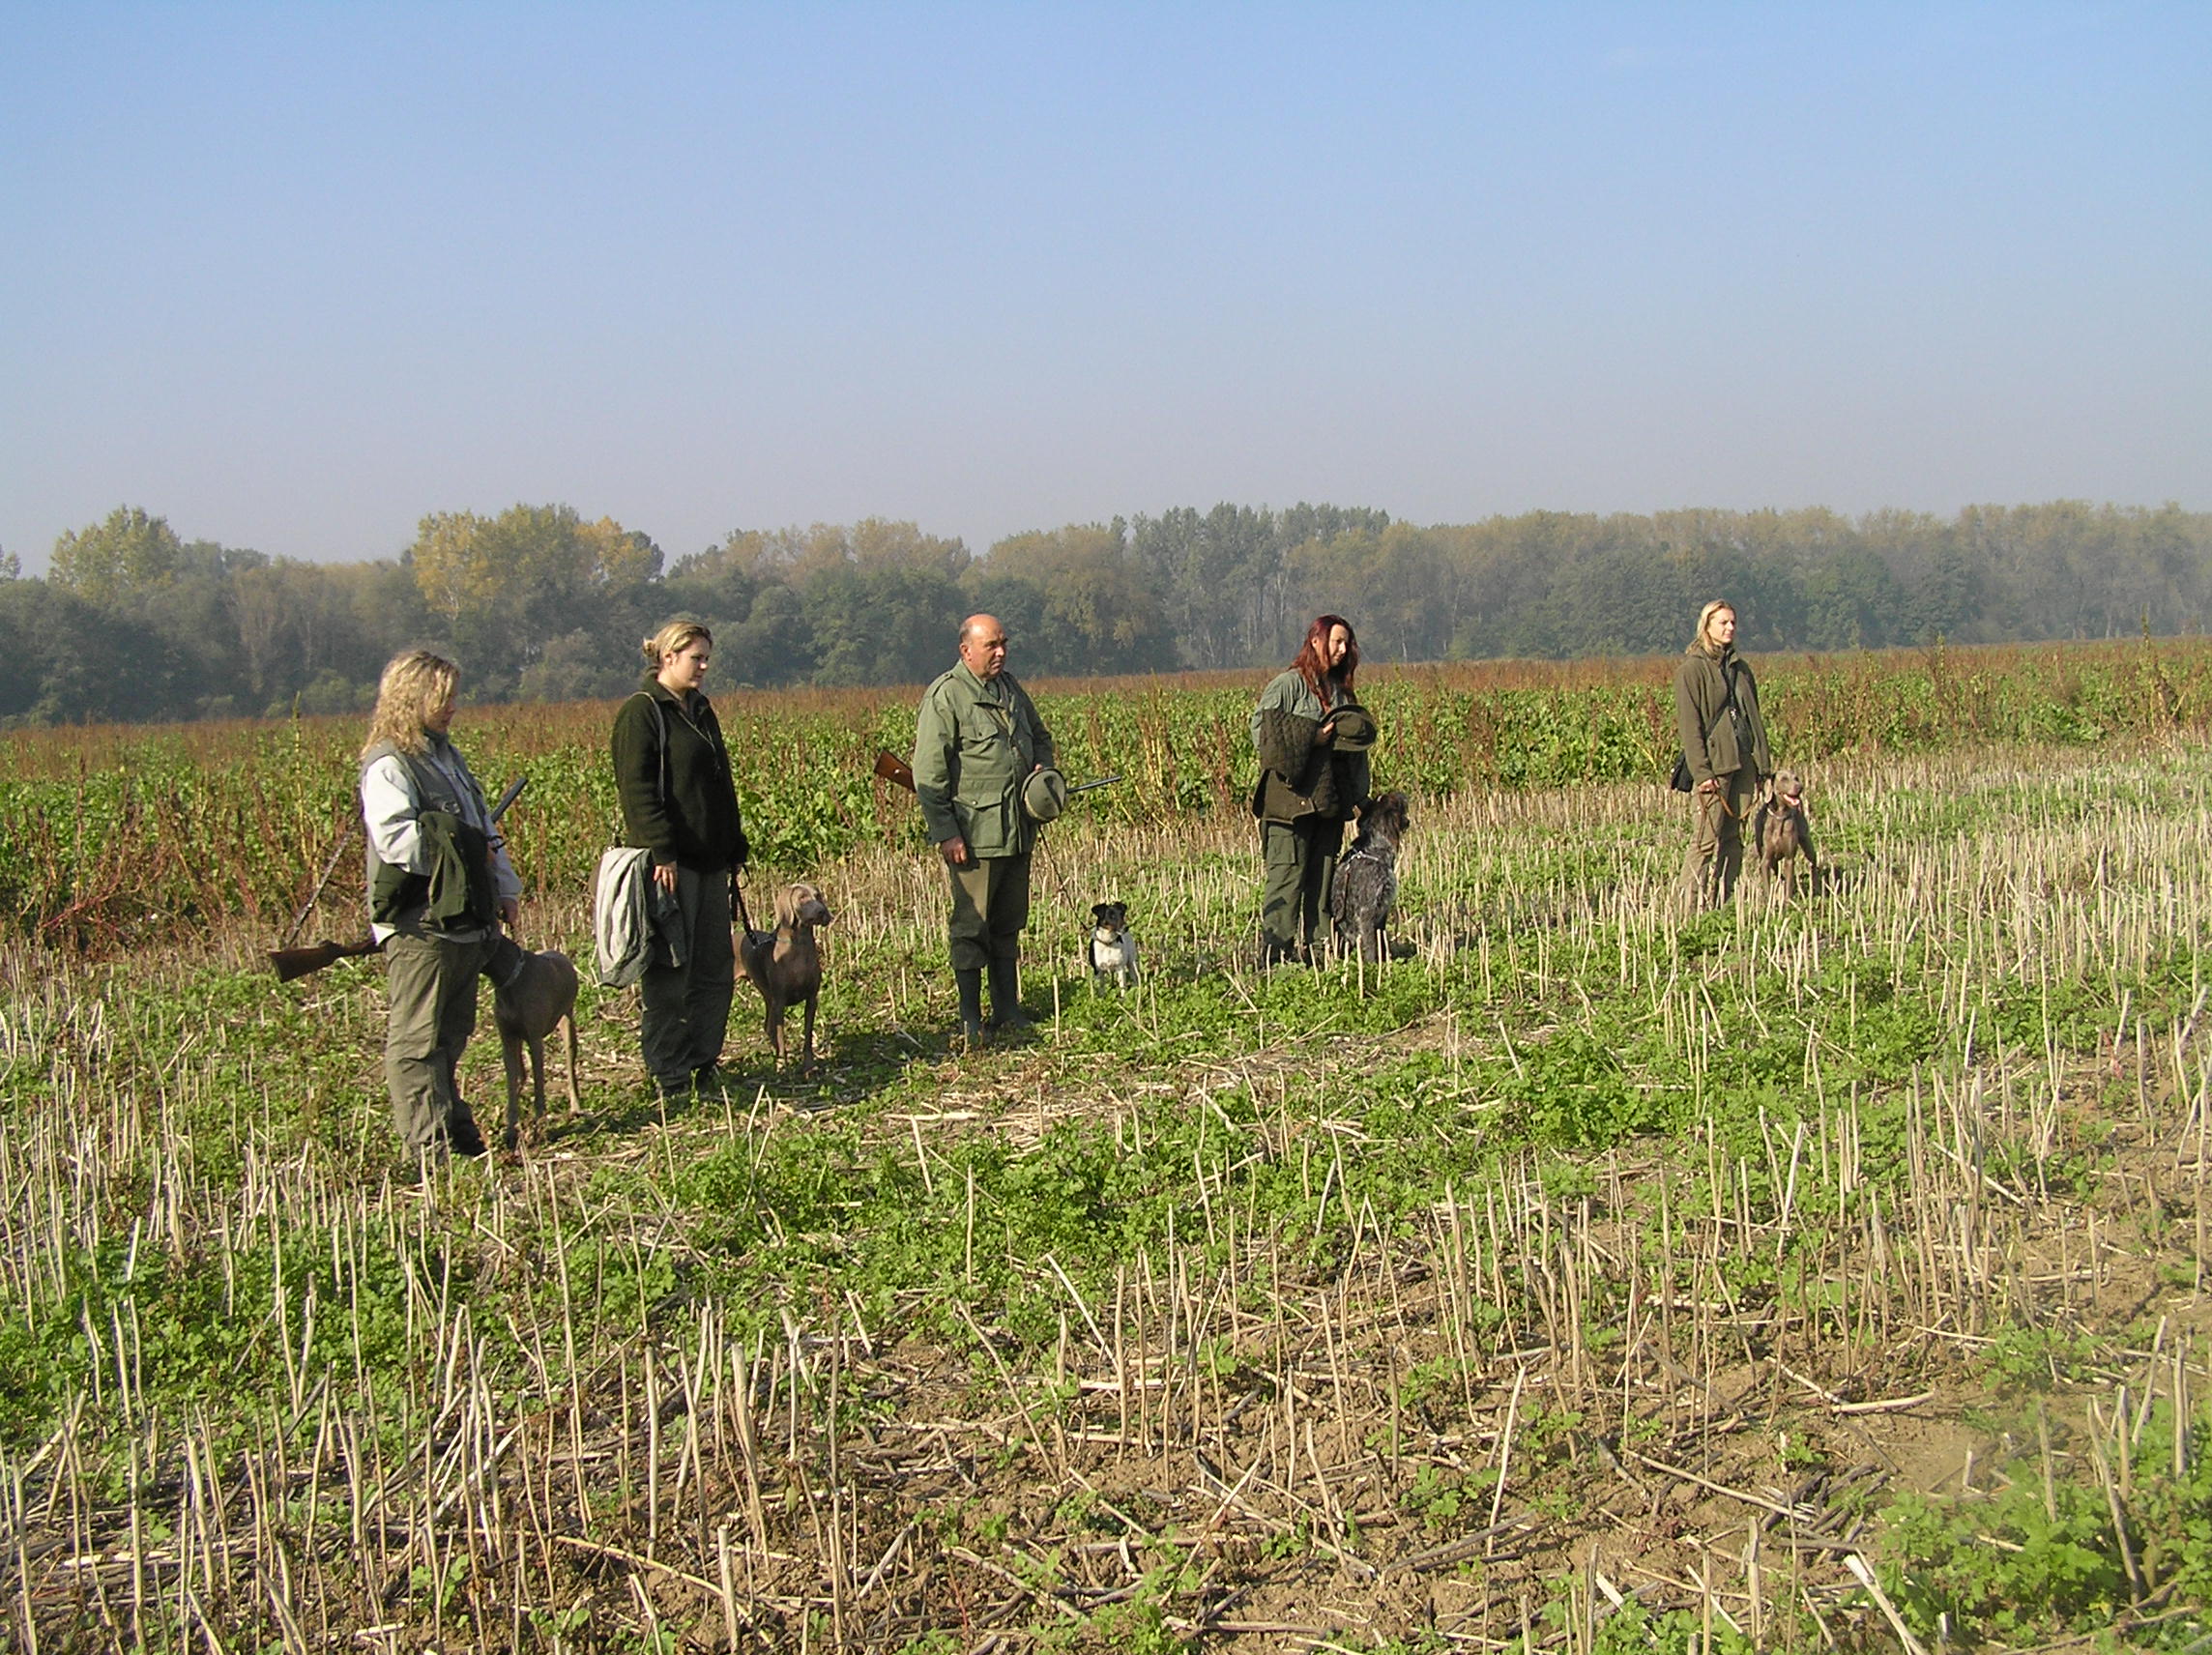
[[407, 504, 662, 622], [49, 507, 186, 606]]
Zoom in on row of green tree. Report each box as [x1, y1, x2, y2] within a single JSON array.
[[2, 497, 2205, 724]]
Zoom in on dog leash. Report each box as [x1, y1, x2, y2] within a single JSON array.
[[1700, 783, 1747, 822], [731, 874, 756, 937], [1033, 832, 1078, 908]]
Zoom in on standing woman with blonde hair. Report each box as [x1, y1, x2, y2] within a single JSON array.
[[613, 620, 748, 1100], [1673, 599, 1771, 909], [360, 649, 521, 1158]]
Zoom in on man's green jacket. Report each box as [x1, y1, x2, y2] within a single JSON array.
[[912, 662, 1056, 858]]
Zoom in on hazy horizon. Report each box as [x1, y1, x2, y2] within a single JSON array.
[[5, 3, 2206, 574]]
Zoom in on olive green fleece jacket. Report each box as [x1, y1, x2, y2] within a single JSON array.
[[1673, 645, 1772, 786], [911, 662, 1056, 858], [612, 677, 748, 872]]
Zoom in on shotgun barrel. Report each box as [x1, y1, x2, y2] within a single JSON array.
[[875, 751, 1121, 797]]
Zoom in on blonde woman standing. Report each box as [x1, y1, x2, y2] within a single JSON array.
[[613, 621, 749, 1099], [360, 649, 520, 1158], [1674, 600, 1771, 909]]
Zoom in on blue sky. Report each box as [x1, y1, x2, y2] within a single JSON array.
[[3, 3, 2205, 570]]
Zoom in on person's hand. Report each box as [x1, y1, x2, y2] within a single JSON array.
[[940, 836, 971, 868], [499, 898, 520, 929], [1316, 719, 1337, 742], [1697, 776, 1722, 796], [652, 861, 680, 893]]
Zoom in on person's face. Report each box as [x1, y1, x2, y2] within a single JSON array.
[[424, 683, 457, 735], [662, 638, 712, 692], [1709, 608, 1737, 648], [960, 624, 1008, 680], [1323, 624, 1353, 668]]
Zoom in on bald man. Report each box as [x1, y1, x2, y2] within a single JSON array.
[[912, 614, 1056, 1042]]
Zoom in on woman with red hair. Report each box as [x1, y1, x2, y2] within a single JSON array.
[[1249, 615, 1376, 963]]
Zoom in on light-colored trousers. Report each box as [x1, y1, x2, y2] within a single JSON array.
[[1681, 769, 1758, 910]]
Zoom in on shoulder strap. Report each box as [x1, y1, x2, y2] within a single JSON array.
[[655, 698, 667, 803], [1695, 655, 1738, 744], [629, 691, 669, 805]]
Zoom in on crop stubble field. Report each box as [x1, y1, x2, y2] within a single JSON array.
[[3, 641, 2212, 1652]]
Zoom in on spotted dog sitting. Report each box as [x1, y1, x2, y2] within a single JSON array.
[[1086, 901, 1139, 988], [1329, 791, 1411, 965]]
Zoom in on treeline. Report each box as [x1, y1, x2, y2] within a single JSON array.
[[2, 498, 2206, 725]]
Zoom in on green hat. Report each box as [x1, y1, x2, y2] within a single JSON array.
[[1021, 767, 1069, 823], [1329, 702, 1379, 752]]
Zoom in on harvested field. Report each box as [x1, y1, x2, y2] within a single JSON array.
[[2, 715, 2210, 1649]]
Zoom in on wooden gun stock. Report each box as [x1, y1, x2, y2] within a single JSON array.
[[873, 750, 917, 793], [268, 937, 383, 983]]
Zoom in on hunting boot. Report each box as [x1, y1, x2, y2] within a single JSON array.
[[954, 968, 987, 1046], [986, 955, 1033, 1034]]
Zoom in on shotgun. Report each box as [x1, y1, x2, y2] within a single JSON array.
[[873, 749, 1121, 797], [873, 749, 917, 792], [268, 774, 529, 981], [269, 935, 383, 983]]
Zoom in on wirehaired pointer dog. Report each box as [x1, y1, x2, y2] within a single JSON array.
[[738, 883, 833, 1072], [1086, 901, 1139, 988], [1331, 791, 1411, 965], [492, 945, 581, 1149], [1752, 769, 1817, 894]]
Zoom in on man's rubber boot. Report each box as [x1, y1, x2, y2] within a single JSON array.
[[986, 955, 1033, 1033], [955, 968, 987, 1046]]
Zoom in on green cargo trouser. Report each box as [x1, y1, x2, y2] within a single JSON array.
[[1681, 769, 1758, 911], [383, 930, 495, 1152], [641, 865, 736, 1092], [1261, 816, 1343, 959], [946, 853, 1031, 972]]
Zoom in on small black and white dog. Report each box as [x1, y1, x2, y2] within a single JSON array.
[[1331, 791, 1411, 965], [1086, 901, 1140, 988]]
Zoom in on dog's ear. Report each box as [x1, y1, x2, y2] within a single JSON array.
[[773, 885, 802, 929]]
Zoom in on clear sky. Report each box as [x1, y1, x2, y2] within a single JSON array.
[[3, 3, 2205, 572]]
